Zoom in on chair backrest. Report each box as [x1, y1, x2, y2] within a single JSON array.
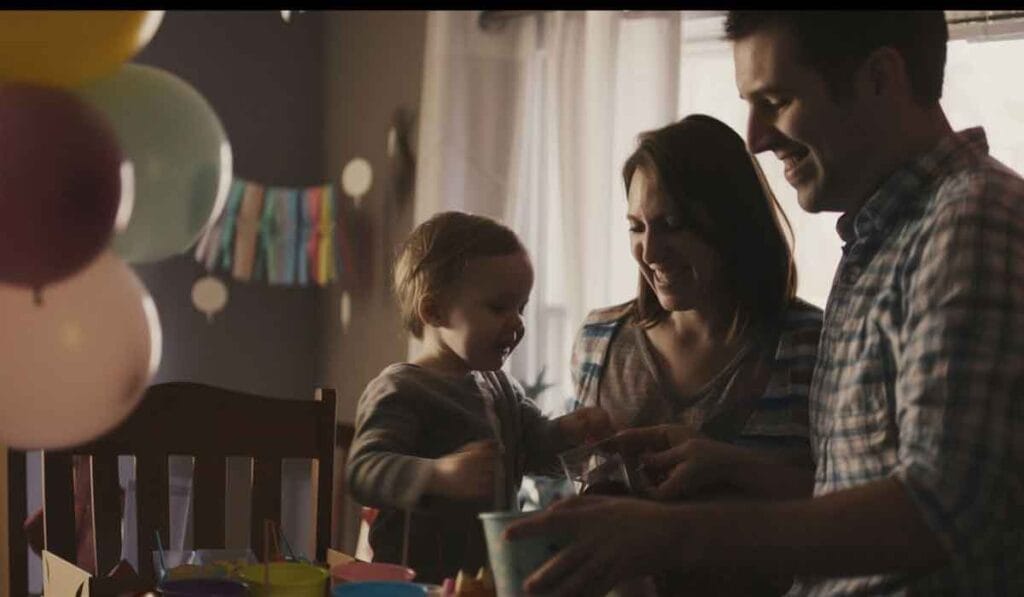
[[40, 381, 339, 582], [5, 448, 29, 597]]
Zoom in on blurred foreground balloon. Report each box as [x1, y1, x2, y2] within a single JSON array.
[[0, 251, 162, 449], [76, 64, 233, 263], [0, 84, 124, 289], [0, 11, 164, 87]]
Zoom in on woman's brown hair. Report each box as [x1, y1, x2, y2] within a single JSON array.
[[622, 114, 797, 338]]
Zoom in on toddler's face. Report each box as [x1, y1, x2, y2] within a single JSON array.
[[438, 250, 533, 371]]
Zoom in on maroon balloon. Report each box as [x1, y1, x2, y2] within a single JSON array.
[[0, 84, 122, 288]]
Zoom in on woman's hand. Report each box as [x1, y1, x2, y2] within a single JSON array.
[[503, 495, 692, 596], [557, 406, 614, 445], [428, 439, 497, 500], [615, 424, 813, 501], [614, 422, 702, 455], [641, 435, 759, 500]]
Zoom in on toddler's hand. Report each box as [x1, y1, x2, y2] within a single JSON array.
[[429, 439, 498, 500], [558, 407, 614, 445]]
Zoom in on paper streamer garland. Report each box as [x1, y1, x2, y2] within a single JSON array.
[[194, 178, 357, 287]]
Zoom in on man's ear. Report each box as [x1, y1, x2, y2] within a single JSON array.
[[417, 295, 448, 328], [859, 46, 908, 100]]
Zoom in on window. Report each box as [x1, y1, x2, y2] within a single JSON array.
[[516, 13, 1024, 415]]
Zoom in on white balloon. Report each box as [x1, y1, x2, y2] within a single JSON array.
[[341, 157, 373, 206], [191, 275, 228, 322], [0, 251, 161, 450]]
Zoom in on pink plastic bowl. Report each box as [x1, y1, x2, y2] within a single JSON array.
[[331, 561, 417, 584]]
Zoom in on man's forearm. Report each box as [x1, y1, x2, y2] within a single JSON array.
[[670, 477, 949, 577]]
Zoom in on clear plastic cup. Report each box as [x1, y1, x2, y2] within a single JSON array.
[[558, 440, 636, 496]]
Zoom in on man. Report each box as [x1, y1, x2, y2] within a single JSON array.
[[505, 11, 1023, 596]]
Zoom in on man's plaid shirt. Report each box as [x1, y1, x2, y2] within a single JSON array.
[[792, 128, 1024, 596]]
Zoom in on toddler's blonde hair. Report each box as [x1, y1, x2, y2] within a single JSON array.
[[393, 211, 525, 338]]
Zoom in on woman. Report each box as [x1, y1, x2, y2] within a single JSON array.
[[568, 114, 823, 594]]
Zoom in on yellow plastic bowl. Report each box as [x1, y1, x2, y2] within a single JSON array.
[[237, 561, 329, 597]]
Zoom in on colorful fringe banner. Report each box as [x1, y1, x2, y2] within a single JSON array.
[[194, 178, 357, 287]]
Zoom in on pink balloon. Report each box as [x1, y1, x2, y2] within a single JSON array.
[[0, 251, 161, 449], [0, 84, 123, 289]]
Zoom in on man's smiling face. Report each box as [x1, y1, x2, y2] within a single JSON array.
[[733, 24, 880, 215]]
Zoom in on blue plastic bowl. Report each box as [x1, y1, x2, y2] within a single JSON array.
[[331, 581, 429, 596]]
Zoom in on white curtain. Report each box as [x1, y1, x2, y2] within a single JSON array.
[[409, 11, 528, 362], [412, 12, 525, 224], [412, 11, 687, 409]]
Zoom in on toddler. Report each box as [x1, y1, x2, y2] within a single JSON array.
[[346, 211, 612, 583]]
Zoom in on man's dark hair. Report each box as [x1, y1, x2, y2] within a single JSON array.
[[724, 11, 949, 105]]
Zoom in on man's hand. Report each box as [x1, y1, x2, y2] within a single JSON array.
[[503, 495, 692, 596]]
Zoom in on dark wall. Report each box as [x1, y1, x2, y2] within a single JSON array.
[[18, 11, 430, 588], [321, 9, 428, 553], [133, 10, 326, 399], [131, 10, 328, 557]]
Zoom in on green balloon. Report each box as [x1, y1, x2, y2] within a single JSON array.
[[75, 63, 232, 263]]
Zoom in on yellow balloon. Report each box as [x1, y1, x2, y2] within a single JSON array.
[[0, 11, 164, 87]]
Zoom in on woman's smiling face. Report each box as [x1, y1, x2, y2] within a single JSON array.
[[626, 167, 726, 313]]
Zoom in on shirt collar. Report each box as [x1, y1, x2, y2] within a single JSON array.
[[836, 127, 989, 244]]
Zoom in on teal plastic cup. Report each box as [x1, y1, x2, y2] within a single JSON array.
[[479, 511, 570, 597]]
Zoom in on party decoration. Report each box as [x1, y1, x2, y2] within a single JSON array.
[[0, 251, 162, 450], [341, 158, 373, 207], [191, 275, 228, 322], [76, 63, 233, 264], [193, 178, 358, 287], [0, 84, 124, 290], [340, 291, 352, 332], [0, 11, 164, 87]]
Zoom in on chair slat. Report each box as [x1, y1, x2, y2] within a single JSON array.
[[250, 458, 282, 559], [91, 454, 122, 576], [7, 449, 29, 596], [315, 389, 337, 563], [193, 457, 226, 548], [26, 382, 339, 588], [135, 453, 169, 580], [42, 452, 76, 564]]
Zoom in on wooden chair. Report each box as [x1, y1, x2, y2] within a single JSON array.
[[5, 448, 29, 597], [6, 381, 344, 592]]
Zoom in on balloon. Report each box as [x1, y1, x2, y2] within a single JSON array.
[[191, 275, 228, 322], [0, 251, 162, 450], [75, 64, 233, 264], [0, 11, 164, 87], [0, 84, 124, 289]]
